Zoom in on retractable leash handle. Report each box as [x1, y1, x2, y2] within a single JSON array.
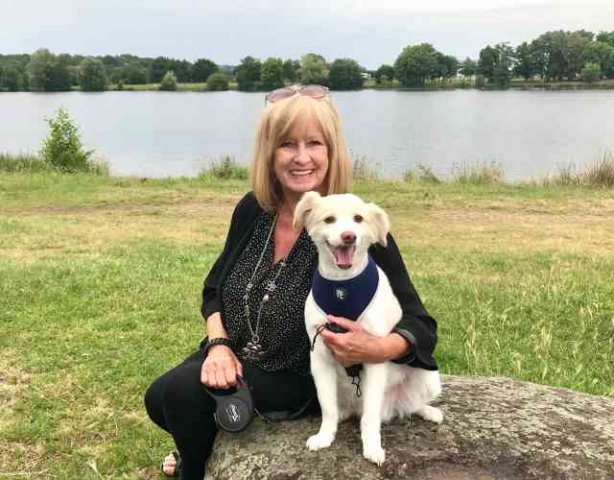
[[204, 377, 254, 433]]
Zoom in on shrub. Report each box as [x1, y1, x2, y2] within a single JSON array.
[[40, 108, 95, 172], [206, 72, 229, 91], [159, 70, 177, 91], [199, 156, 249, 180], [580, 62, 602, 83]]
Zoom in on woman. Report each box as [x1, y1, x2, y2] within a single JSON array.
[[144, 85, 438, 479]]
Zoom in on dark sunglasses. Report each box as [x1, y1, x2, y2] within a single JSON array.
[[265, 84, 330, 104]]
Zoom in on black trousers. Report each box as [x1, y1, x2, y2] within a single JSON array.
[[144, 349, 315, 480]]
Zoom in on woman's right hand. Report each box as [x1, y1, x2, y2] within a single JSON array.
[[201, 345, 243, 389]]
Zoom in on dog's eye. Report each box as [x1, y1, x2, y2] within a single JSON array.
[[324, 216, 336, 224], [354, 215, 364, 223]]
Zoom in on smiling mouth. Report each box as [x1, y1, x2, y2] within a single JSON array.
[[326, 242, 356, 269], [290, 170, 314, 176]]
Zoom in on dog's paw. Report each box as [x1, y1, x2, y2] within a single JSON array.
[[418, 405, 443, 424], [363, 444, 386, 466], [306, 433, 335, 451]]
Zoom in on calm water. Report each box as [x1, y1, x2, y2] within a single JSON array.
[[1, 90, 614, 180]]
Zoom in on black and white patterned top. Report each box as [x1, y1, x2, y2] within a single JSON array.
[[221, 212, 317, 376]]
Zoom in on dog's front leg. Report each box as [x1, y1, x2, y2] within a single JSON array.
[[306, 347, 339, 451], [360, 363, 388, 465]]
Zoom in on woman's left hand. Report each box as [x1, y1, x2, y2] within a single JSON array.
[[319, 315, 388, 367]]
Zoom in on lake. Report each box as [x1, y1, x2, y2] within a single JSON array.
[[1, 89, 613, 181]]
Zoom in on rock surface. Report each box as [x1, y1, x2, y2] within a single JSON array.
[[205, 376, 614, 479]]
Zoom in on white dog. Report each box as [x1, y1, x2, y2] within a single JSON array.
[[293, 191, 442, 466]]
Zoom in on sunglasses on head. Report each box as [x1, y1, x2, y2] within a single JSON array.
[[265, 84, 330, 104]]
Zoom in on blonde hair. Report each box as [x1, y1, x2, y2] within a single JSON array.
[[250, 94, 352, 211]]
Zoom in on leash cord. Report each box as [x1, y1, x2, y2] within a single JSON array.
[[310, 324, 328, 351]]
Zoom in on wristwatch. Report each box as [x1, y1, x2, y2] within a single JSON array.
[[203, 337, 234, 358]]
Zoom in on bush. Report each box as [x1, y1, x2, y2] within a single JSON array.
[[39, 108, 95, 172], [580, 62, 602, 83], [206, 72, 229, 91], [199, 156, 249, 180], [159, 70, 177, 91]]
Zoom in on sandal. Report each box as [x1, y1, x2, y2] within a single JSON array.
[[160, 451, 182, 478]]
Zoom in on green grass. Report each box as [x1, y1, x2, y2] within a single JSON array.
[[1, 173, 613, 478], [114, 81, 239, 92]]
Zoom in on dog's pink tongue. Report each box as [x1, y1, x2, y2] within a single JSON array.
[[334, 246, 354, 267]]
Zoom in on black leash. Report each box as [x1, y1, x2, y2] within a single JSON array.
[[311, 323, 363, 398]]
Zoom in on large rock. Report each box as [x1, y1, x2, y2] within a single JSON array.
[[206, 376, 614, 479]]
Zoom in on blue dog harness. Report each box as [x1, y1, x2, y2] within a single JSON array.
[[312, 256, 379, 321], [311, 256, 379, 394]]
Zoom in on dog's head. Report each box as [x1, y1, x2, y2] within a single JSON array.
[[293, 191, 389, 272]]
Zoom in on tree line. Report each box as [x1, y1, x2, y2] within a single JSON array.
[[1, 29, 613, 92]]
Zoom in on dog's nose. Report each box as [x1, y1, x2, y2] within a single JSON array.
[[341, 231, 356, 245]]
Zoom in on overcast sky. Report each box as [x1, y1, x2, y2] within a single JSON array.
[[3, 0, 613, 69]]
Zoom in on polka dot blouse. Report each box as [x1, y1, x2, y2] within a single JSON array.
[[221, 212, 317, 376]]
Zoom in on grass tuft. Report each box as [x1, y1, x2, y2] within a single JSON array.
[[198, 156, 249, 180], [352, 155, 380, 181], [538, 152, 614, 187], [451, 161, 504, 185], [583, 151, 614, 187], [0, 153, 51, 172], [404, 164, 442, 184]]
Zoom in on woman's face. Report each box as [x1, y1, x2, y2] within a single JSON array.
[[273, 113, 329, 204]]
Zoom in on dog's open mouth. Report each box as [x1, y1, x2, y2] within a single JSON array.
[[327, 242, 356, 269]]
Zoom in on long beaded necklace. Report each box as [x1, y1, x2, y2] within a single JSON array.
[[241, 215, 287, 362]]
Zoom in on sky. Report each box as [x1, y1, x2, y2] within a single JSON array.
[[3, 0, 614, 69]]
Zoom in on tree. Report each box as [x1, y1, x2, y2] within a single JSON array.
[[169, 59, 191, 82], [477, 43, 514, 87], [596, 31, 614, 48], [514, 42, 536, 80], [47, 53, 74, 91], [580, 62, 602, 83], [159, 70, 177, 91], [117, 63, 149, 84], [235, 56, 261, 91], [151, 56, 173, 82], [434, 54, 459, 81], [374, 64, 395, 83], [0, 65, 24, 91], [206, 72, 229, 91], [26, 48, 72, 92], [328, 58, 363, 90], [582, 41, 614, 79], [79, 57, 107, 91], [40, 108, 93, 171], [26, 48, 53, 91], [394, 43, 439, 87], [282, 59, 300, 83], [299, 53, 328, 85], [459, 58, 477, 77], [260, 57, 285, 91], [192, 58, 218, 82]]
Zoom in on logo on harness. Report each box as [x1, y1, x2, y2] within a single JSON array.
[[335, 287, 347, 301]]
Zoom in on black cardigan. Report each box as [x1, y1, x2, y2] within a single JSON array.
[[201, 192, 438, 371]]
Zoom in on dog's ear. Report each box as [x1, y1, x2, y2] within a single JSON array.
[[367, 202, 390, 246], [293, 191, 321, 231]]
